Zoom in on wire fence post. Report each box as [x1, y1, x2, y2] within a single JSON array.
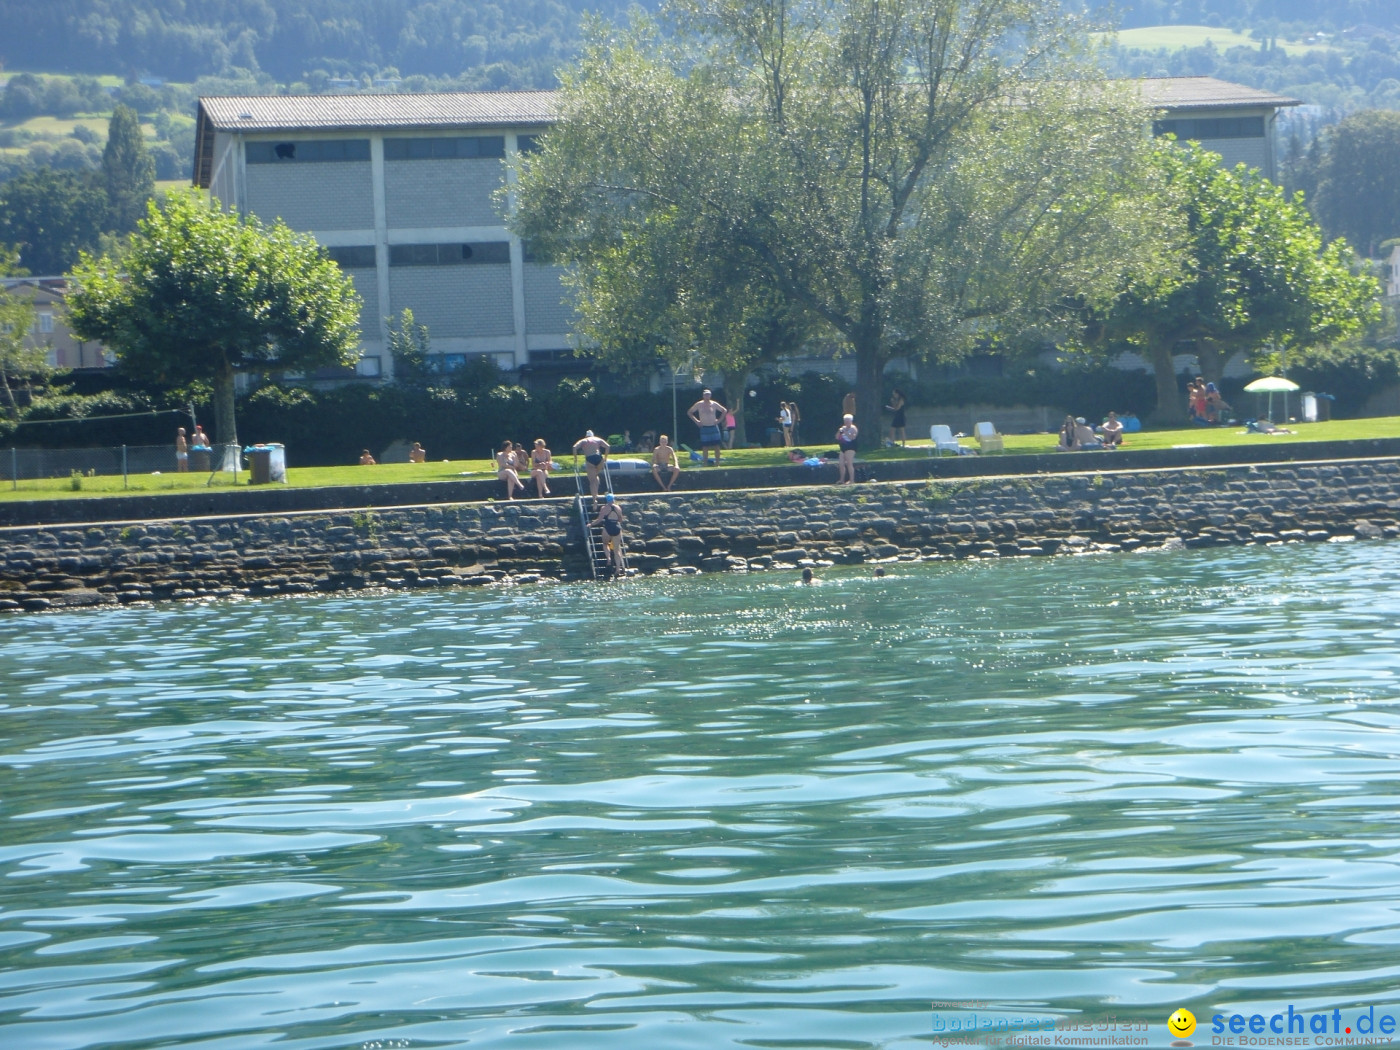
[[122, 445, 128, 489], [10, 447, 15, 491]]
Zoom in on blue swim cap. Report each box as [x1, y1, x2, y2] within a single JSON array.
[[604, 493, 615, 502]]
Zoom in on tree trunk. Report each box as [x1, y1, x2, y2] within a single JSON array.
[[0, 370, 18, 422], [213, 356, 238, 450], [1196, 341, 1224, 385], [722, 369, 748, 448], [1149, 344, 1185, 424], [854, 339, 884, 451]]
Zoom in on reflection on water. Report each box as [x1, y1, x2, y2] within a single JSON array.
[[3, 542, 1400, 1048]]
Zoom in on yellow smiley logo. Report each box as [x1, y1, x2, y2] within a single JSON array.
[[1168, 1008, 1197, 1038]]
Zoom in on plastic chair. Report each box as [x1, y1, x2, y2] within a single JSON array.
[[973, 421, 1004, 453], [929, 425, 962, 456]]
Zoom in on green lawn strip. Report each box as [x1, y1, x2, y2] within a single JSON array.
[[2, 417, 1397, 503]]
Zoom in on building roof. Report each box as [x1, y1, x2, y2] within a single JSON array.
[[1137, 76, 1301, 110], [196, 90, 559, 132], [194, 90, 559, 186], [192, 79, 1300, 184]]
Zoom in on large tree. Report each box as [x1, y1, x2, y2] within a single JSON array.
[[0, 169, 108, 276], [512, 0, 1172, 445], [1089, 143, 1381, 422], [0, 247, 58, 425], [1311, 109, 1400, 258], [102, 103, 156, 236], [67, 192, 363, 448]]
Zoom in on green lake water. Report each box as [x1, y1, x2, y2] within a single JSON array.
[[3, 542, 1400, 1049]]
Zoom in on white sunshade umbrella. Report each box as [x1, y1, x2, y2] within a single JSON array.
[[1243, 376, 1300, 421]]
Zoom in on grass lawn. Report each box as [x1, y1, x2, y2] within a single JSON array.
[[3, 416, 1397, 504], [1096, 25, 1334, 55]]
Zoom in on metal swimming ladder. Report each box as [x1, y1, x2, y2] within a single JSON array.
[[573, 461, 628, 580]]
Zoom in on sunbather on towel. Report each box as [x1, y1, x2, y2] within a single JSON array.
[[1246, 419, 1293, 435]]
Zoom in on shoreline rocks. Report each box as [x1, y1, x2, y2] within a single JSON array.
[[3, 460, 1398, 612]]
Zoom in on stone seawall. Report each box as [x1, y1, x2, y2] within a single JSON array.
[[3, 458, 1399, 612]]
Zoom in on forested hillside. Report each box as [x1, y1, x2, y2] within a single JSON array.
[[1102, 0, 1399, 31], [0, 0, 648, 85]]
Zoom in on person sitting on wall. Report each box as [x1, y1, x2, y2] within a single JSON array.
[[651, 434, 682, 491], [496, 440, 526, 499], [529, 438, 553, 497]]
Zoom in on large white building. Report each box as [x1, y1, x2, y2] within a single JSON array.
[[1139, 76, 1299, 181], [193, 91, 567, 381], [193, 78, 1299, 383]]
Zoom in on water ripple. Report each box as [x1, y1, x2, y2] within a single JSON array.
[[2, 542, 1400, 1046]]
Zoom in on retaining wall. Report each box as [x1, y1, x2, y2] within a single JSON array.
[[3, 458, 1398, 613], [7, 436, 1400, 529]]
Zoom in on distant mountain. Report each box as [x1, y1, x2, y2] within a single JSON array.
[[0, 0, 652, 86]]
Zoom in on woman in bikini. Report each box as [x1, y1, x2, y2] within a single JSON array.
[[836, 414, 858, 484], [529, 438, 553, 498], [496, 441, 525, 500], [591, 493, 626, 576]]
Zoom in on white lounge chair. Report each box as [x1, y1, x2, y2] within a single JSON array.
[[929, 425, 962, 457], [973, 421, 1004, 453]]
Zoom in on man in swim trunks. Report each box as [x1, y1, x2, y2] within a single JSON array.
[[590, 493, 626, 576], [687, 389, 729, 466], [175, 428, 189, 472], [651, 434, 681, 491], [573, 430, 610, 500]]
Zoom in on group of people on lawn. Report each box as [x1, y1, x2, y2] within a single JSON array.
[[1056, 412, 1126, 452]]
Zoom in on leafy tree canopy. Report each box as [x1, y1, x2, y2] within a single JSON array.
[[102, 104, 156, 235], [1087, 142, 1382, 420], [67, 192, 363, 447], [1310, 109, 1400, 257], [0, 169, 109, 276], [513, 0, 1174, 446]]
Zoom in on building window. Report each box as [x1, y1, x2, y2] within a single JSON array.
[[1153, 117, 1265, 140], [38, 312, 54, 334], [383, 136, 505, 160], [325, 245, 376, 269], [427, 353, 468, 373], [246, 139, 371, 164], [356, 356, 382, 378], [388, 242, 511, 267], [517, 134, 542, 154]]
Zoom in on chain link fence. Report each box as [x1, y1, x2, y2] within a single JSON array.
[[3, 444, 243, 490]]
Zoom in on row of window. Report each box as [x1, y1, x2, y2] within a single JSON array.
[[327, 242, 514, 268], [247, 135, 535, 164], [384, 136, 505, 160], [1153, 116, 1265, 140]]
